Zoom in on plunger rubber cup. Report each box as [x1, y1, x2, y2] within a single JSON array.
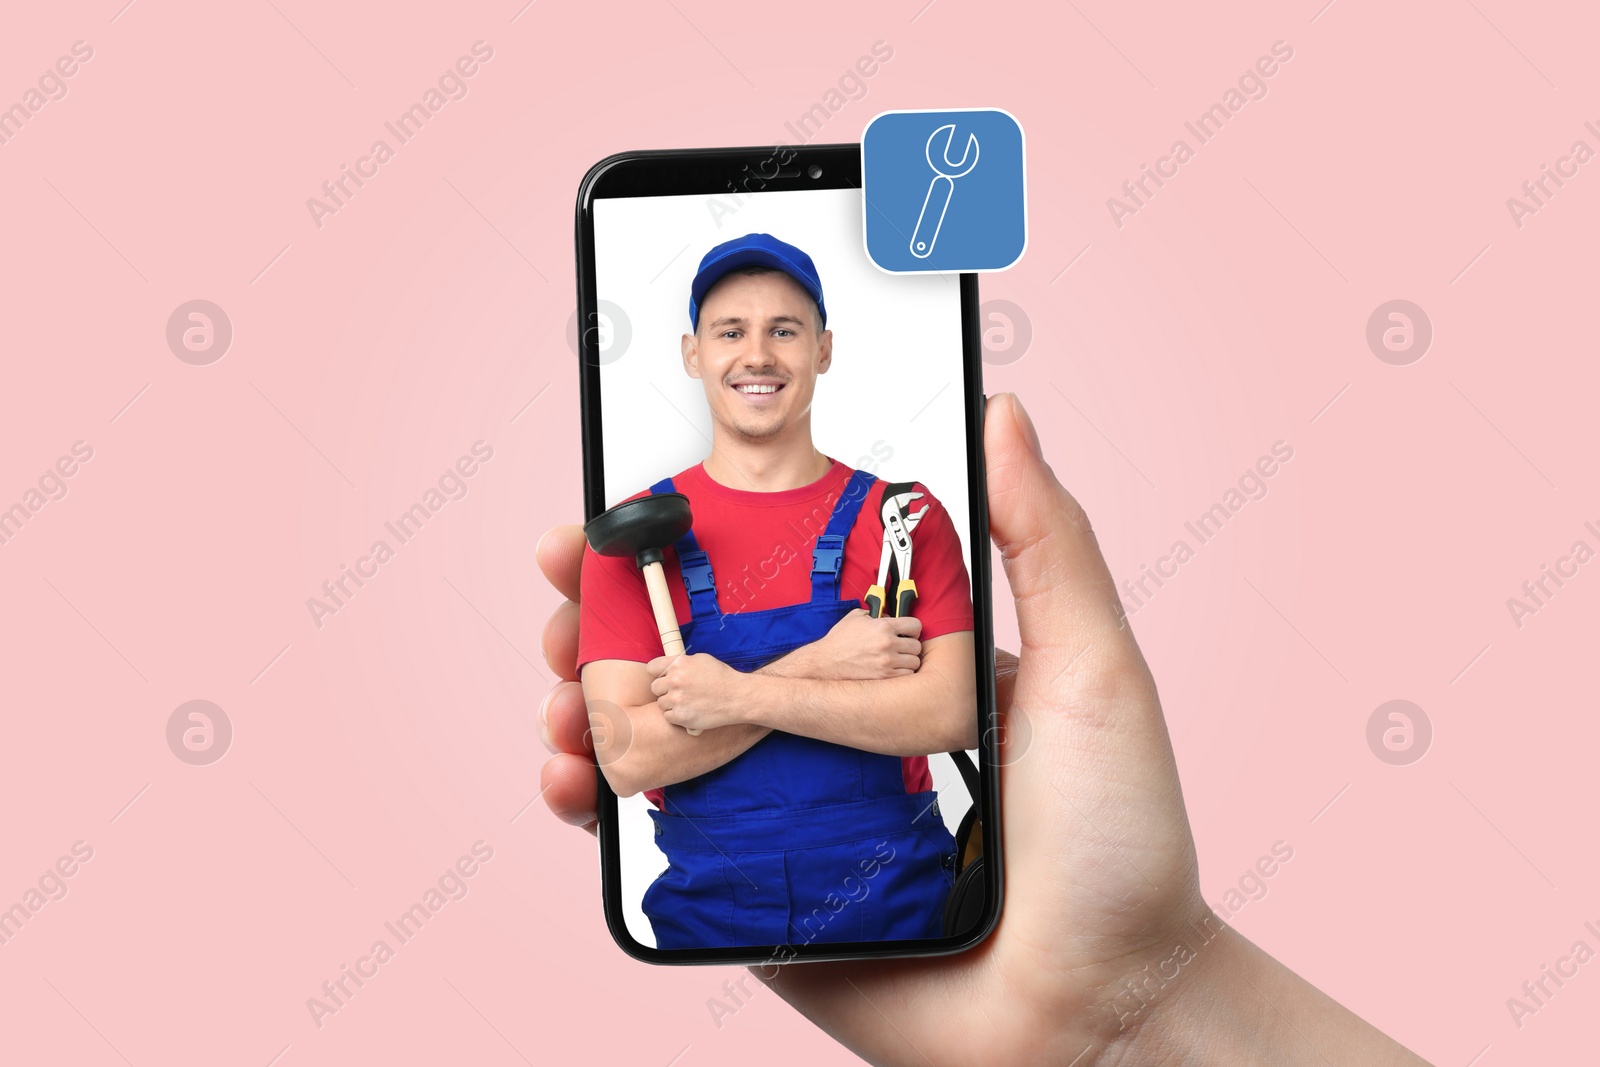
[[584, 493, 702, 735], [584, 493, 693, 566]]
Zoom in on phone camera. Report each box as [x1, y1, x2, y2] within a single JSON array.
[[808, 164, 823, 179]]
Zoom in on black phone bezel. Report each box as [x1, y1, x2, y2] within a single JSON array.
[[573, 143, 1003, 966]]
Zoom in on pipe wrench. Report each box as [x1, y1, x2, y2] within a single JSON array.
[[865, 484, 930, 618]]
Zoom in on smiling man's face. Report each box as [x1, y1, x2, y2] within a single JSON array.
[[682, 269, 831, 444]]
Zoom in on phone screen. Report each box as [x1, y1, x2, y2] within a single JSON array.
[[577, 151, 997, 962]]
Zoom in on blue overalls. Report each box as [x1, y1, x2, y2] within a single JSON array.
[[641, 468, 960, 950]]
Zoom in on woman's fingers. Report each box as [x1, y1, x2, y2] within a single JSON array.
[[535, 527, 598, 832], [541, 680, 594, 756], [540, 753, 599, 833], [540, 681, 599, 830], [536, 526, 584, 681], [536, 525, 586, 604], [541, 599, 581, 681]]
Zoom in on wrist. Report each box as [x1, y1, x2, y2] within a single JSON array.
[[726, 667, 761, 727], [1091, 909, 1252, 1067], [1094, 912, 1422, 1067], [758, 644, 816, 679]]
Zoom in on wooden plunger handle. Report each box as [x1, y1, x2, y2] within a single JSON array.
[[640, 560, 683, 654], [640, 559, 700, 735]]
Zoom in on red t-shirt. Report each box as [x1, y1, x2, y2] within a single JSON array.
[[577, 457, 974, 810]]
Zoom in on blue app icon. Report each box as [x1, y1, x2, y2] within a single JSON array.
[[862, 109, 1027, 274]]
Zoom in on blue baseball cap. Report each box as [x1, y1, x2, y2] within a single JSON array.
[[688, 233, 827, 331]]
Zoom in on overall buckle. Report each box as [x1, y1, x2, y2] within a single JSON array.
[[679, 550, 716, 594], [812, 535, 844, 575]]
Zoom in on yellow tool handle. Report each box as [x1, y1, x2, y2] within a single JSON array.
[[865, 584, 888, 618], [893, 578, 918, 620]]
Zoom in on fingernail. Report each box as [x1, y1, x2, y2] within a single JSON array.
[[1011, 394, 1042, 459], [538, 689, 556, 751]]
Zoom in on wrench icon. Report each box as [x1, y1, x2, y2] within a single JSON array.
[[910, 123, 980, 260]]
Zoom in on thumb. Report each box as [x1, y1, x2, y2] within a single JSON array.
[[984, 393, 1137, 667]]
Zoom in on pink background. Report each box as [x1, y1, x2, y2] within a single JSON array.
[[1, 1, 1594, 1063]]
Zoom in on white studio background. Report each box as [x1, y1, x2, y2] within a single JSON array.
[[593, 187, 977, 948]]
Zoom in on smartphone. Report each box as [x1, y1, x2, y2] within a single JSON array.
[[574, 143, 1001, 965]]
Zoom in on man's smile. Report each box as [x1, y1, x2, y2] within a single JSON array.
[[731, 379, 787, 404]]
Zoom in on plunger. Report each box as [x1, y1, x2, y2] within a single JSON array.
[[584, 492, 702, 735]]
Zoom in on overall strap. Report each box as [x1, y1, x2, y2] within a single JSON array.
[[810, 468, 879, 602], [649, 477, 720, 620]]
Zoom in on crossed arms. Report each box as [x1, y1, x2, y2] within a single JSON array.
[[579, 609, 978, 798]]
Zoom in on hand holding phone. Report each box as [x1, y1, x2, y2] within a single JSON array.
[[535, 394, 1427, 1064]]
